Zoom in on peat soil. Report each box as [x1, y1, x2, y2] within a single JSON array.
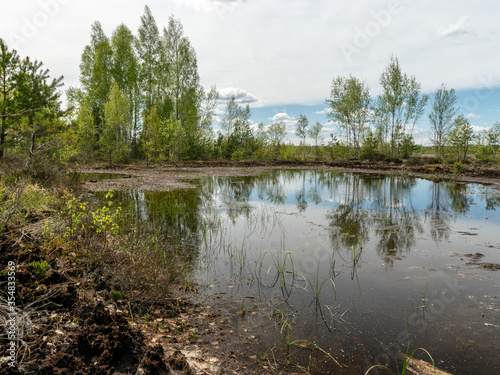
[[0, 223, 262, 374]]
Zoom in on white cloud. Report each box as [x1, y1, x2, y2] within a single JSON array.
[[436, 16, 474, 39], [269, 112, 293, 123], [471, 125, 489, 133], [467, 112, 481, 119], [174, 0, 245, 15], [217, 87, 260, 104], [268, 112, 298, 138], [1, 0, 500, 111]]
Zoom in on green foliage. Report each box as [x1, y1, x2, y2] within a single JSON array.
[[268, 121, 287, 159], [454, 161, 464, 174], [474, 122, 500, 162], [449, 115, 474, 163], [111, 289, 123, 301], [220, 96, 255, 159], [429, 84, 458, 159], [328, 134, 349, 160], [280, 143, 297, 160], [142, 106, 165, 163], [0, 180, 55, 227], [75, 8, 207, 162], [74, 96, 97, 157], [360, 129, 379, 160], [0, 38, 20, 158], [79, 21, 113, 136], [308, 121, 324, 159], [376, 56, 428, 158], [102, 82, 131, 163], [326, 75, 371, 158], [31, 260, 50, 279], [400, 135, 417, 159], [64, 190, 121, 246], [295, 114, 309, 161], [0, 38, 64, 164]]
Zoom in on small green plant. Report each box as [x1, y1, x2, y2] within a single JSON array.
[[314, 260, 336, 301], [454, 161, 464, 175], [188, 331, 198, 343], [31, 260, 50, 279], [63, 190, 121, 246], [420, 282, 429, 309], [42, 221, 55, 240], [241, 303, 247, 316], [111, 290, 123, 302], [279, 317, 341, 367]]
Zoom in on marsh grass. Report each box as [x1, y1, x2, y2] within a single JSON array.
[[313, 260, 336, 302], [418, 282, 430, 312], [365, 311, 436, 375], [0, 178, 56, 229], [279, 317, 342, 368]]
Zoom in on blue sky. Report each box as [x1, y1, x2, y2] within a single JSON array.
[[1, 0, 499, 145], [248, 86, 500, 145]]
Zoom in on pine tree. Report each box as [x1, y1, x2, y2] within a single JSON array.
[[0, 38, 20, 157]]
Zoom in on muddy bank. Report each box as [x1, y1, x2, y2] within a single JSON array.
[[81, 160, 500, 192], [0, 225, 257, 374]]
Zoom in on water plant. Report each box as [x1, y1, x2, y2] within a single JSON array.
[[420, 282, 429, 309], [313, 260, 336, 302], [279, 318, 341, 368], [365, 312, 435, 375]]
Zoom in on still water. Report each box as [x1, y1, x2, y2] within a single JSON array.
[[103, 170, 500, 374]]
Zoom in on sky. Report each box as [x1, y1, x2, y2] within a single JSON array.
[[1, 0, 500, 145]]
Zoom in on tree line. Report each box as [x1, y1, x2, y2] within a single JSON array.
[[1, 8, 499, 165], [325, 56, 500, 163]]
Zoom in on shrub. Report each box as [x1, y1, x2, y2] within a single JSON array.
[[454, 161, 464, 174]]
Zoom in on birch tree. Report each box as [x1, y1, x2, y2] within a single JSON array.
[[376, 56, 428, 158], [326, 75, 371, 158], [429, 84, 458, 159], [295, 114, 309, 161]]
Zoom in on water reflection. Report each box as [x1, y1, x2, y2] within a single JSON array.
[[106, 171, 500, 267], [99, 170, 500, 375]]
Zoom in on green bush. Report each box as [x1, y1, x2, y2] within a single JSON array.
[[454, 161, 464, 174]]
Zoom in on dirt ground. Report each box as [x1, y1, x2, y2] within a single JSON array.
[[0, 224, 260, 374]]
